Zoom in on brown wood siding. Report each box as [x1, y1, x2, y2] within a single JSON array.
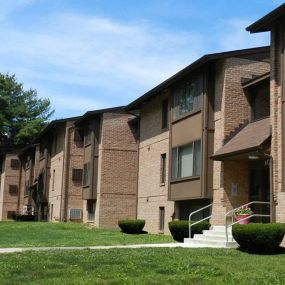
[[170, 178, 201, 200], [171, 112, 202, 147]]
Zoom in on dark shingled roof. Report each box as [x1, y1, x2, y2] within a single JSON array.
[[33, 116, 80, 143], [212, 117, 271, 160], [246, 3, 285, 33], [74, 106, 125, 126]]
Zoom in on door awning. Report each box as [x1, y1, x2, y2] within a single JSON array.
[[212, 117, 271, 161]]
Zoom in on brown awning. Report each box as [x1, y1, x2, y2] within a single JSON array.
[[212, 117, 271, 161]]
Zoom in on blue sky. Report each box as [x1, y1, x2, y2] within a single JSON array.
[[0, 0, 283, 119]]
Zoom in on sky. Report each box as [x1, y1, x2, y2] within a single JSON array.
[[0, 0, 284, 119]]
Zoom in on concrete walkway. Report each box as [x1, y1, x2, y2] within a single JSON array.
[[0, 242, 208, 254]]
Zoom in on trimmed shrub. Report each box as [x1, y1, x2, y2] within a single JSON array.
[[15, 214, 35, 222], [118, 220, 145, 234], [232, 223, 285, 253], [168, 220, 210, 242]]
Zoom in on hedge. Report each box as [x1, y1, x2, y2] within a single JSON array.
[[232, 223, 285, 253], [15, 214, 35, 222], [168, 220, 210, 242], [118, 220, 145, 234]]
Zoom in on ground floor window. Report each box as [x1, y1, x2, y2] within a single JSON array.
[[159, 207, 165, 232], [50, 204, 53, 221]]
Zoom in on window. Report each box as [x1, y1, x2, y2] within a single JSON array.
[[161, 99, 169, 129], [52, 169, 55, 191], [40, 146, 45, 160], [160, 153, 167, 184], [24, 180, 30, 196], [84, 128, 91, 146], [50, 204, 53, 221], [83, 162, 90, 186], [9, 185, 18, 195], [72, 169, 83, 181], [25, 158, 31, 170], [74, 128, 84, 142], [173, 75, 203, 120], [171, 140, 201, 179], [159, 207, 165, 232], [10, 159, 19, 169]]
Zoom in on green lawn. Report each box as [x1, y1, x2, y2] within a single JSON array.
[[1, 248, 285, 284], [0, 222, 174, 248]]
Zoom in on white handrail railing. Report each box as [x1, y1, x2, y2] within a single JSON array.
[[225, 201, 270, 242], [189, 203, 213, 238]]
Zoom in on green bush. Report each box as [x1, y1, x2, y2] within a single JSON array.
[[118, 220, 145, 234], [15, 214, 35, 222], [232, 223, 285, 253], [168, 220, 210, 242]]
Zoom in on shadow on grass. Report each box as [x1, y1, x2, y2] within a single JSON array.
[[236, 246, 285, 256], [120, 230, 149, 235]]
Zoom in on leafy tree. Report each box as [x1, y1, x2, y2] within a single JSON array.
[[0, 73, 54, 151]]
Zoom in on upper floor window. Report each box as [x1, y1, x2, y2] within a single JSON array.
[[24, 180, 30, 196], [172, 75, 203, 120], [39, 145, 45, 160], [74, 128, 84, 143], [9, 184, 18, 195], [83, 162, 90, 187], [10, 159, 20, 170], [84, 128, 91, 146], [161, 99, 169, 129], [72, 169, 83, 182], [171, 140, 201, 179]]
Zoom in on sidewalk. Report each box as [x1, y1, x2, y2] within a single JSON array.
[[0, 243, 197, 254]]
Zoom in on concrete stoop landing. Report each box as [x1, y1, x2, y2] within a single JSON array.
[[184, 226, 238, 248]]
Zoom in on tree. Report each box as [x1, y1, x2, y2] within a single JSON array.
[[0, 73, 54, 151]]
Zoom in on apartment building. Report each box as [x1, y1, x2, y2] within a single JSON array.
[[74, 107, 139, 228], [127, 46, 270, 233], [246, 3, 285, 222], [0, 151, 20, 220], [18, 117, 84, 222]]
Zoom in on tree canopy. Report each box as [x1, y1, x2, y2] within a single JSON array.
[[0, 73, 54, 152]]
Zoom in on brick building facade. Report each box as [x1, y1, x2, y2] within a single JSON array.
[[0, 152, 20, 220], [75, 107, 139, 228]]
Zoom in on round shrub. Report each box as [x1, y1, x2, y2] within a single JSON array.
[[232, 223, 285, 253], [118, 219, 145, 234], [168, 220, 210, 242]]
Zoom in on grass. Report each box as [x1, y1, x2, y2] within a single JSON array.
[[0, 222, 174, 248], [1, 248, 285, 284]]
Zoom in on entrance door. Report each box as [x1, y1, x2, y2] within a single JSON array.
[[249, 160, 270, 222]]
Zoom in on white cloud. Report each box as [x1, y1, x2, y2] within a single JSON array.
[[215, 18, 269, 51], [0, 8, 271, 118], [0, 11, 206, 117]]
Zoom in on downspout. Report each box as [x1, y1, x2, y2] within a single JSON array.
[[281, 21, 285, 193], [202, 67, 209, 198]]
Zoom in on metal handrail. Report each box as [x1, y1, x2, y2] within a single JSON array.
[[189, 203, 213, 238], [225, 201, 270, 242]]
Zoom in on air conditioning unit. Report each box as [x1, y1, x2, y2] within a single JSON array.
[[69, 208, 82, 220]]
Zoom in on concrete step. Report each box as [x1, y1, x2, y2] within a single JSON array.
[[184, 238, 238, 248], [202, 230, 233, 238], [193, 234, 235, 242]]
